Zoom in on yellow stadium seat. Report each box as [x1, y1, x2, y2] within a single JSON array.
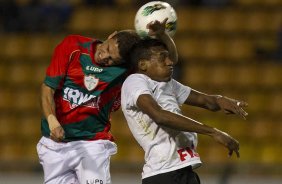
[[23, 142, 39, 162], [269, 92, 282, 114], [226, 118, 249, 138], [245, 92, 267, 113], [0, 60, 9, 83], [13, 89, 40, 111], [0, 115, 17, 137], [207, 65, 232, 86], [20, 114, 41, 138], [233, 64, 258, 87], [251, 119, 275, 139], [0, 141, 24, 161], [9, 62, 34, 85], [226, 38, 253, 59], [260, 143, 282, 163], [0, 88, 13, 109], [192, 9, 220, 32], [259, 63, 282, 87], [244, 11, 270, 32], [28, 61, 49, 85], [220, 9, 245, 32], [201, 38, 227, 59], [262, 0, 282, 6], [178, 8, 219, 32], [176, 37, 204, 59], [2, 35, 27, 58], [240, 143, 261, 163], [26, 35, 55, 57], [182, 64, 208, 86], [66, 5, 124, 32]]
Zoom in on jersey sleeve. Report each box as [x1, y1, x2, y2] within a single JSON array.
[[122, 74, 152, 109], [44, 35, 78, 90], [171, 79, 191, 105]]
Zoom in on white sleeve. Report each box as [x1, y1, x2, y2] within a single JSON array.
[[171, 79, 191, 105], [121, 74, 152, 109]]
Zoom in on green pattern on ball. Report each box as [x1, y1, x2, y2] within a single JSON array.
[[141, 4, 166, 16], [166, 21, 177, 32]]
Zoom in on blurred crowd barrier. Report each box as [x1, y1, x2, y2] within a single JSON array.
[[0, 0, 281, 178]]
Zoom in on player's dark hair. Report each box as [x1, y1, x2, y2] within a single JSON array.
[[114, 30, 141, 64], [129, 38, 167, 71]]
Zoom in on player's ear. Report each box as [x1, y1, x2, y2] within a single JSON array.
[[108, 31, 118, 39], [138, 60, 147, 71]]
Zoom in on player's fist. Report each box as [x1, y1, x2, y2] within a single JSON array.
[[47, 114, 65, 142], [50, 126, 65, 142]]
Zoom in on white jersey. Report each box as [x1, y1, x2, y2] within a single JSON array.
[[121, 74, 202, 179]]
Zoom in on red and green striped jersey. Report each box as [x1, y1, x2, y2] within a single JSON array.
[[41, 35, 128, 142]]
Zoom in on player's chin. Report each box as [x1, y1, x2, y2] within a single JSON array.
[[163, 76, 172, 82]]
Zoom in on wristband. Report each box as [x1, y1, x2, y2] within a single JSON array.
[[47, 114, 61, 130]]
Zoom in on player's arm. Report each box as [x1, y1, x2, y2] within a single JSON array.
[[184, 89, 248, 119], [136, 94, 240, 158], [147, 18, 178, 64], [41, 83, 65, 142]]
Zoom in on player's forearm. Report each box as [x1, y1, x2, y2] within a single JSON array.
[[201, 94, 223, 112], [186, 90, 222, 112], [155, 109, 217, 136], [40, 83, 56, 117], [40, 83, 61, 129], [156, 32, 178, 64]]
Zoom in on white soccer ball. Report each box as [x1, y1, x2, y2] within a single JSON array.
[[134, 1, 177, 38]]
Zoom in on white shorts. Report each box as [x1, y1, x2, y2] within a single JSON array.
[[37, 136, 117, 184]]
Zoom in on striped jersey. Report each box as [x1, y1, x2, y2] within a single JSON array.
[[121, 74, 202, 179], [41, 35, 128, 142]]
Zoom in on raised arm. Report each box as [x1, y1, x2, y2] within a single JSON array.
[[41, 83, 65, 142], [137, 94, 240, 158], [147, 18, 178, 64], [185, 89, 248, 120]]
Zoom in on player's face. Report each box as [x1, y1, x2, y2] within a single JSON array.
[[95, 37, 122, 66], [143, 47, 173, 82]]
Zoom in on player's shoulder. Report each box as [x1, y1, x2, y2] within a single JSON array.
[[125, 73, 149, 83], [123, 74, 154, 92]]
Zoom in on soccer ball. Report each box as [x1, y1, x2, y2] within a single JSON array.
[[134, 1, 177, 38]]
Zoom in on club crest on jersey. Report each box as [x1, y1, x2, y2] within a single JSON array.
[[84, 74, 99, 91]]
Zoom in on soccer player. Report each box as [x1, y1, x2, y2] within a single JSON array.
[[37, 20, 175, 184], [36, 30, 140, 184], [121, 39, 248, 184]]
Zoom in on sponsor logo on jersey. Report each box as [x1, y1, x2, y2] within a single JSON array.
[[177, 146, 199, 161], [63, 87, 99, 109], [86, 178, 103, 184], [84, 74, 99, 91], [86, 66, 103, 73]]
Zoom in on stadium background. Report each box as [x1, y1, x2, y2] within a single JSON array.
[[0, 0, 281, 183]]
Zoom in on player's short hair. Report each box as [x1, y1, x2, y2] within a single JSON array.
[[129, 39, 167, 71], [113, 30, 141, 63]]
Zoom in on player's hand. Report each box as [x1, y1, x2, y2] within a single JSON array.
[[47, 114, 65, 142], [212, 128, 240, 158], [50, 125, 65, 142], [147, 18, 168, 37], [217, 96, 248, 120]]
